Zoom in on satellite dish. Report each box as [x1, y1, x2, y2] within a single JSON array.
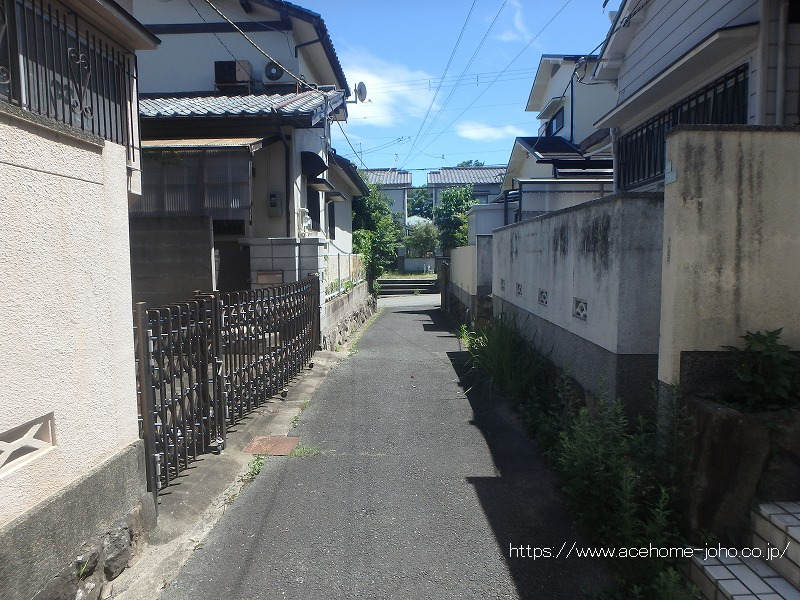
[[265, 61, 284, 81], [355, 81, 367, 103]]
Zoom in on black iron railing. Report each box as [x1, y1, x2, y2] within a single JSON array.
[[0, 0, 140, 164], [618, 64, 749, 190], [134, 278, 320, 493]]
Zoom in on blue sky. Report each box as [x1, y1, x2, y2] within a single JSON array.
[[305, 0, 622, 185]]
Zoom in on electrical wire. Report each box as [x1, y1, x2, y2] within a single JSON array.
[[417, 0, 508, 144], [186, 0, 240, 63], [402, 0, 574, 167], [399, 0, 479, 168], [200, 0, 313, 90], [336, 120, 369, 169]]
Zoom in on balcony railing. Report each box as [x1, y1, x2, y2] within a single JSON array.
[[618, 64, 749, 190], [0, 0, 140, 164]]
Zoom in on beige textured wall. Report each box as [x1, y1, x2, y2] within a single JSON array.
[[0, 112, 139, 527], [659, 127, 800, 385], [450, 245, 477, 296]]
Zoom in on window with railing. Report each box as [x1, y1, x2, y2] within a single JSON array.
[[0, 0, 140, 163], [617, 64, 749, 190]]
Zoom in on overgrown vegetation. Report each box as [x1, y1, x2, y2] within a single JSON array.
[[353, 182, 403, 293], [434, 184, 475, 253], [722, 328, 800, 410], [408, 186, 433, 219], [406, 221, 439, 257], [459, 319, 695, 599]]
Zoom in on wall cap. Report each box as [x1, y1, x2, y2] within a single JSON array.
[[668, 124, 800, 136], [0, 100, 105, 149], [491, 191, 664, 234]]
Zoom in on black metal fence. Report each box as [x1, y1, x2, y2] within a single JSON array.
[[617, 64, 749, 190], [0, 0, 140, 164], [134, 278, 319, 495]]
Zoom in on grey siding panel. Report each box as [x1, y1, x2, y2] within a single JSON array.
[[618, 0, 759, 101]]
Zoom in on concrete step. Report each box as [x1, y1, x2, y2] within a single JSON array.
[[377, 279, 437, 287], [688, 553, 800, 599], [378, 288, 438, 296], [751, 503, 800, 589]]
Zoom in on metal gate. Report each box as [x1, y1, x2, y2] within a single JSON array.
[[134, 277, 319, 496]]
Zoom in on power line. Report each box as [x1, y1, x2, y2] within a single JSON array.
[[403, 0, 574, 167], [200, 0, 312, 90], [418, 0, 508, 144], [399, 0, 479, 168], [186, 0, 240, 62], [336, 120, 369, 169]]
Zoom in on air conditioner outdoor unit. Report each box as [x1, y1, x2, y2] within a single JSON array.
[[214, 60, 252, 86]]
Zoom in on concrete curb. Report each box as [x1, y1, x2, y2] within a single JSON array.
[[109, 349, 344, 600]]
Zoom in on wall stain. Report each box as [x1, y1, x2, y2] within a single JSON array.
[[733, 138, 744, 331], [579, 213, 612, 273], [552, 222, 569, 264]]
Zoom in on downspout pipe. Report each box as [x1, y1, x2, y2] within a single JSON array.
[[279, 129, 291, 237], [776, 0, 789, 125]]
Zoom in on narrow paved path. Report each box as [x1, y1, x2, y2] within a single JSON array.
[[161, 297, 608, 599]]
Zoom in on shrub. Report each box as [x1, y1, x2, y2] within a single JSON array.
[[723, 328, 799, 410], [460, 319, 695, 598]]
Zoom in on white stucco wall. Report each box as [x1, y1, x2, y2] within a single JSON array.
[[492, 194, 664, 355], [0, 112, 139, 527], [133, 0, 302, 94], [450, 245, 477, 296], [467, 204, 507, 244], [659, 127, 800, 385]]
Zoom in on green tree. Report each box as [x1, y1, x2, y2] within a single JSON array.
[[352, 182, 403, 290], [406, 221, 438, 257], [407, 187, 433, 219], [456, 159, 485, 167], [434, 185, 474, 253]]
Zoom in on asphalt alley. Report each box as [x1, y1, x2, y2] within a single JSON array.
[[160, 295, 608, 600]]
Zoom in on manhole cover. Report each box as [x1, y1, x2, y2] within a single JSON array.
[[243, 436, 299, 456]]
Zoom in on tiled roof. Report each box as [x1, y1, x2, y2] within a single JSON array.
[[139, 90, 344, 120], [361, 168, 412, 186], [427, 166, 506, 186]]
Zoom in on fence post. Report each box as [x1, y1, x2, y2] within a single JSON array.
[[311, 274, 321, 350], [337, 253, 342, 295], [134, 302, 159, 515]]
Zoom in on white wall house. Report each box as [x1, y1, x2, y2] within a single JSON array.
[[594, 0, 800, 191], [0, 2, 159, 598], [501, 55, 617, 192], [130, 0, 367, 304], [361, 168, 411, 226]]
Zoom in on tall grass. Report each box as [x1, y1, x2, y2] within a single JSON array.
[[459, 319, 696, 599]]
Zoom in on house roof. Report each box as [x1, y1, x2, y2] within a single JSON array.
[[139, 90, 344, 124], [329, 150, 369, 196], [516, 136, 583, 160], [252, 0, 350, 96], [527, 54, 599, 112], [361, 168, 412, 186], [427, 166, 506, 186]]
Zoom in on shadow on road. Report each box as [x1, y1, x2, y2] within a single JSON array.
[[428, 322, 613, 598]]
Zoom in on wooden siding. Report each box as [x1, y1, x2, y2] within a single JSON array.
[[617, 0, 759, 103]]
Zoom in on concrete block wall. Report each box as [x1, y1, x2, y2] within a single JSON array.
[[659, 126, 800, 391], [0, 104, 154, 599], [129, 216, 214, 306], [492, 192, 664, 414]]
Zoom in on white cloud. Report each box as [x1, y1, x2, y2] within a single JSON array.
[[455, 120, 524, 141], [338, 49, 437, 128], [496, 0, 531, 43]]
